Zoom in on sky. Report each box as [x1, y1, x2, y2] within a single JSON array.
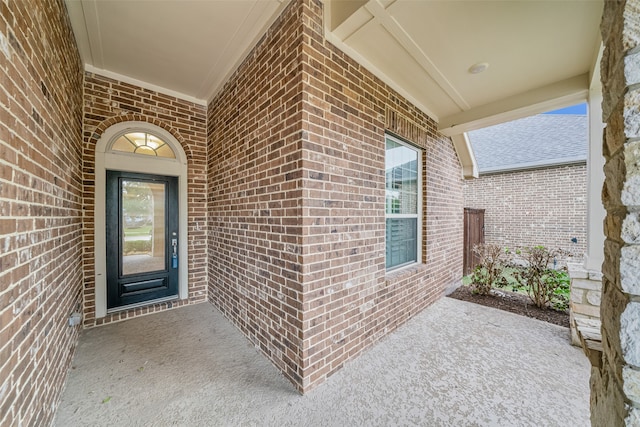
[[543, 103, 587, 115]]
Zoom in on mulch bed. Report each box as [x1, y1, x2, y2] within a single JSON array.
[[447, 285, 569, 328]]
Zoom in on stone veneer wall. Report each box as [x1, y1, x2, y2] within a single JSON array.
[[568, 262, 603, 346], [82, 73, 209, 327], [592, 0, 640, 425], [0, 0, 84, 424], [463, 164, 588, 256], [208, 0, 463, 393]]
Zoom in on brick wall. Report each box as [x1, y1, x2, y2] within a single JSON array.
[[208, 0, 464, 393], [299, 0, 463, 392], [207, 0, 306, 388], [0, 0, 84, 425], [463, 164, 588, 256], [82, 73, 208, 327]]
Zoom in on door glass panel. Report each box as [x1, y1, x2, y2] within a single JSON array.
[[121, 180, 166, 276]]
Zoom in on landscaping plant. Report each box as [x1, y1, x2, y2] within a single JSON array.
[[508, 245, 569, 310], [470, 243, 509, 295]]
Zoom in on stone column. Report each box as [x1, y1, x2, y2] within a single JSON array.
[[568, 262, 602, 346], [592, 1, 640, 425]]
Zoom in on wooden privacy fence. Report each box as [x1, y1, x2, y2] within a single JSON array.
[[463, 208, 485, 275]]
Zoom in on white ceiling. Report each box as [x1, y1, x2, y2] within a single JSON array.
[[326, 0, 603, 135], [66, 0, 603, 131], [65, 0, 288, 104]]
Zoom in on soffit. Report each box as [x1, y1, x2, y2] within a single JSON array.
[[326, 0, 603, 133], [65, 0, 603, 133], [65, 0, 288, 103]]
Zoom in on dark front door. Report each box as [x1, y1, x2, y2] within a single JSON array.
[[106, 171, 179, 310]]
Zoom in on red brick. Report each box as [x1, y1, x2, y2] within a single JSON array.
[[463, 164, 587, 256], [208, 0, 463, 393]]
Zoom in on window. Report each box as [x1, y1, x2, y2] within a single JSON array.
[[385, 134, 421, 270], [110, 132, 176, 159]]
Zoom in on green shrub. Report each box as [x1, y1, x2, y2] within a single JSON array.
[[509, 246, 569, 310], [470, 244, 509, 295], [548, 270, 570, 311]]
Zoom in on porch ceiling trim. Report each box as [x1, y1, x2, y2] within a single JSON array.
[[85, 65, 208, 107], [438, 73, 590, 137]]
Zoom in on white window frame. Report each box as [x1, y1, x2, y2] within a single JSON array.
[[385, 133, 422, 271]]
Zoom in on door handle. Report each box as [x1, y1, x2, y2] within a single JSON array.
[[171, 237, 178, 268]]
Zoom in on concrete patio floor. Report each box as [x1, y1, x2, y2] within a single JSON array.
[[54, 297, 590, 426]]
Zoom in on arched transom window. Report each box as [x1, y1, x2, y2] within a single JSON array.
[[110, 131, 176, 159]]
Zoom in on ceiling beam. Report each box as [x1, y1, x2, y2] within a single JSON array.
[[324, 0, 440, 122], [438, 73, 590, 137], [328, 0, 368, 32], [366, 0, 470, 111]]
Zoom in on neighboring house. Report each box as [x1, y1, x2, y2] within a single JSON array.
[[463, 114, 588, 258]]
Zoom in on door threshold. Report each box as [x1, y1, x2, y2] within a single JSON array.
[[107, 295, 180, 314]]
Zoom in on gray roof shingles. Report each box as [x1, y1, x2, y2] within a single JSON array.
[[468, 114, 588, 173]]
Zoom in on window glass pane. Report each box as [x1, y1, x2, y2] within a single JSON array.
[[111, 132, 176, 159], [385, 135, 420, 271], [155, 144, 175, 158], [385, 218, 418, 269], [385, 139, 418, 214], [135, 146, 156, 156], [128, 132, 146, 142], [122, 180, 166, 275], [111, 136, 135, 153], [146, 135, 163, 149]]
